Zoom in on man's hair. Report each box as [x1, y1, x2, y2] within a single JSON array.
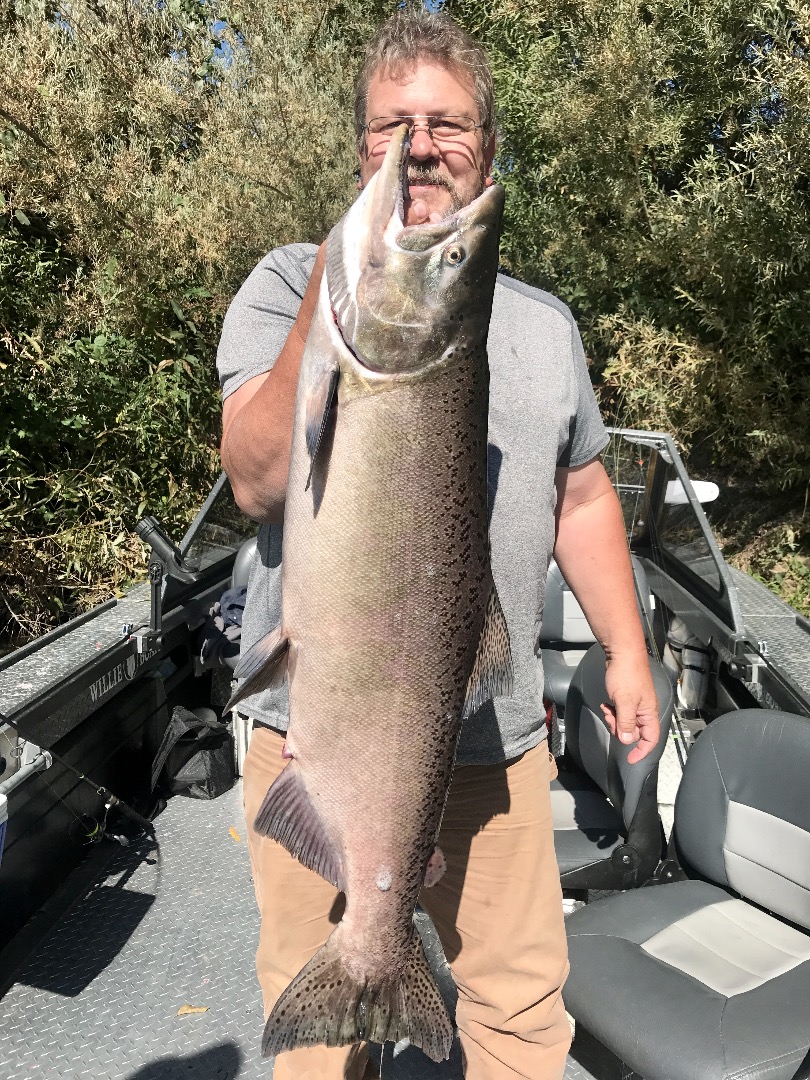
[[353, 8, 496, 151]]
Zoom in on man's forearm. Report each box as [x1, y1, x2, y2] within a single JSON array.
[[221, 245, 326, 524], [554, 459, 660, 757], [553, 465, 647, 659], [222, 347, 302, 524]]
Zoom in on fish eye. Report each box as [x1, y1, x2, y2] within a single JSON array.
[[444, 245, 465, 266]]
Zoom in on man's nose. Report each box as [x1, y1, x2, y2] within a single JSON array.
[[408, 126, 437, 159]]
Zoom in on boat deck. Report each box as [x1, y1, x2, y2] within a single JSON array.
[[728, 566, 810, 708], [2, 549, 806, 739], [0, 585, 152, 720], [0, 780, 630, 1080]]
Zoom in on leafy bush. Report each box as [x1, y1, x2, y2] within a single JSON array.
[[0, 0, 383, 641], [2, 0, 809, 641], [455, 0, 810, 488]]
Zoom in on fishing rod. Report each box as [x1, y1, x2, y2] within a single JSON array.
[[0, 709, 155, 840]]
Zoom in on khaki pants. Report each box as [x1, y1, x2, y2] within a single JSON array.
[[243, 726, 570, 1080]]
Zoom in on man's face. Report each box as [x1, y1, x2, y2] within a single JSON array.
[[359, 59, 495, 226]]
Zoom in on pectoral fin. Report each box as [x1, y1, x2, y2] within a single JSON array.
[[225, 626, 289, 712], [463, 582, 514, 717], [304, 361, 339, 492]]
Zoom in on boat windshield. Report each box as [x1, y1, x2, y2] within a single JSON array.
[[179, 474, 257, 575], [604, 429, 737, 629]]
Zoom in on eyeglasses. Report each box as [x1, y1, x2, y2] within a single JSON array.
[[365, 115, 483, 141]]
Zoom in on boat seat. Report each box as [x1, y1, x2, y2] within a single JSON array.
[[564, 710, 810, 1080], [553, 642, 674, 889], [541, 555, 655, 712], [231, 534, 258, 591], [217, 535, 258, 672]]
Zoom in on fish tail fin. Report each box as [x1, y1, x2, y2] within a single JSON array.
[[262, 926, 453, 1063]]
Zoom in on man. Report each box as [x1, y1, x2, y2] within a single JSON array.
[[217, 10, 659, 1079]]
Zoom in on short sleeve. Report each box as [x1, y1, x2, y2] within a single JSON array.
[[216, 243, 319, 401], [557, 317, 610, 469]]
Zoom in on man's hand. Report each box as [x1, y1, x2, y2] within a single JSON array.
[[600, 653, 661, 764]]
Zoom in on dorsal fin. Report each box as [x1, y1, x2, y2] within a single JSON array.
[[463, 581, 514, 717]]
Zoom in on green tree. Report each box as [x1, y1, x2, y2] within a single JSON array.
[[451, 0, 810, 611], [2, 0, 809, 640], [0, 0, 385, 640], [452, 0, 810, 488]]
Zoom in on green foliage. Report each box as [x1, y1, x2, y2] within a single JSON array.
[[2, 0, 809, 639], [452, 0, 810, 489], [0, 0, 387, 641]]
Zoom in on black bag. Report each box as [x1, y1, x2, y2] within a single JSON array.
[[151, 706, 235, 800]]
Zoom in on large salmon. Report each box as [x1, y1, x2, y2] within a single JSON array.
[[228, 127, 511, 1062]]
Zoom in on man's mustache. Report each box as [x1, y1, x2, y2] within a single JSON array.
[[406, 164, 457, 195]]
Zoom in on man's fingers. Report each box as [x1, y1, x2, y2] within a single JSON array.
[[626, 731, 656, 764], [600, 702, 618, 737], [410, 198, 430, 223], [408, 198, 442, 225], [601, 700, 644, 746], [602, 658, 662, 763], [626, 711, 661, 762]]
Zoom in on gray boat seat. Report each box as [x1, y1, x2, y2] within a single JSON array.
[[564, 710, 810, 1080], [541, 555, 655, 711], [219, 535, 258, 671], [231, 534, 258, 591], [553, 643, 674, 889]]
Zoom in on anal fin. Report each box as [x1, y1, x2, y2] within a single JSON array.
[[254, 761, 345, 891], [463, 582, 514, 717], [225, 626, 289, 712]]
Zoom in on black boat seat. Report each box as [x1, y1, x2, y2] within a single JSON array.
[[564, 710, 810, 1080], [553, 642, 674, 889], [541, 555, 655, 711]]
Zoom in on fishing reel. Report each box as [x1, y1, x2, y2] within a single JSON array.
[[68, 794, 131, 849]]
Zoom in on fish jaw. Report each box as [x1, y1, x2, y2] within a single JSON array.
[[327, 126, 505, 375]]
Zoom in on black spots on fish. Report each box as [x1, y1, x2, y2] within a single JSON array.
[[262, 933, 365, 1057], [263, 928, 452, 1062], [398, 932, 454, 1060], [464, 583, 514, 716]]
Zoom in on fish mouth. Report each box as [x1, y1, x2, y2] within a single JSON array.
[[365, 124, 504, 262], [326, 126, 504, 374]]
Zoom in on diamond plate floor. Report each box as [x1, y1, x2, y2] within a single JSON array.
[[0, 584, 151, 718], [729, 565, 810, 705], [0, 783, 604, 1080]]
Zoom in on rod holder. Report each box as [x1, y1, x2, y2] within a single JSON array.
[[0, 751, 53, 798]]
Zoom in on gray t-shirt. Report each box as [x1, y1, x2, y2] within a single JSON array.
[[217, 244, 608, 766]]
